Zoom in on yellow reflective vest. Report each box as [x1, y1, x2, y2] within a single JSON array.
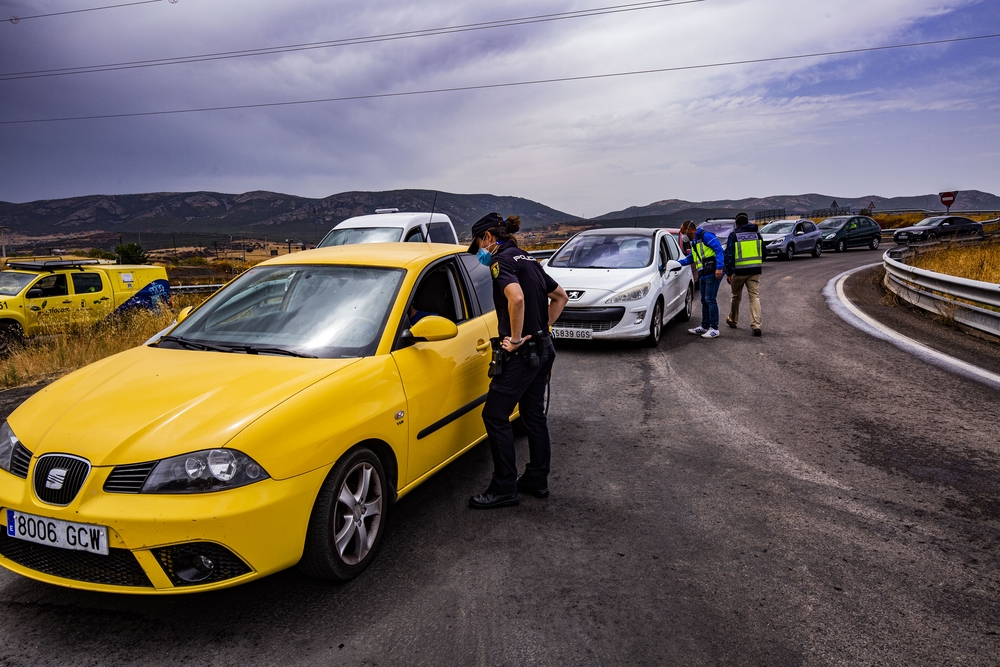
[[734, 232, 763, 269]]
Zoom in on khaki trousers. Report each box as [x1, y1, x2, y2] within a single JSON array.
[[728, 274, 761, 330]]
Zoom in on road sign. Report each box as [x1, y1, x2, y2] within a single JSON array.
[[940, 192, 957, 211]]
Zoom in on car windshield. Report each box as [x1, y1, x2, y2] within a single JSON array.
[[699, 222, 734, 237], [818, 217, 849, 230], [0, 272, 38, 297], [165, 264, 404, 358], [548, 233, 654, 269], [759, 222, 794, 234], [913, 217, 944, 227], [318, 227, 403, 247]]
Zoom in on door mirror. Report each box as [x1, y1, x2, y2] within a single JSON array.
[[26, 288, 43, 299], [175, 306, 194, 324], [408, 315, 458, 341], [665, 260, 682, 273], [795, 230, 805, 236]]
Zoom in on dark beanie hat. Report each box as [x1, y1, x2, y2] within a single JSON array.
[[735, 212, 749, 224]]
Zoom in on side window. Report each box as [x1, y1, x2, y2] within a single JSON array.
[[71, 272, 104, 294], [459, 254, 495, 314], [848, 218, 859, 230], [665, 234, 680, 260], [427, 222, 457, 244], [408, 261, 469, 326], [32, 274, 69, 297], [405, 228, 424, 242], [794, 223, 804, 235], [803, 222, 817, 233]]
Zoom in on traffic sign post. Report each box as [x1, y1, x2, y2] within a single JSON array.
[[940, 191, 957, 212]]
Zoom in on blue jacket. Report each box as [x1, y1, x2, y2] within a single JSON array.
[[677, 229, 725, 274]]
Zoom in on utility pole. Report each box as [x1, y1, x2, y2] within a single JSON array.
[[0, 226, 7, 270], [172, 234, 177, 260]]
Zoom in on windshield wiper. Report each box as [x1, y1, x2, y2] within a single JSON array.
[[158, 335, 233, 353], [238, 345, 317, 358]]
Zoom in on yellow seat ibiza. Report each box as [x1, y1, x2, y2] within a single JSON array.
[[0, 243, 501, 593]]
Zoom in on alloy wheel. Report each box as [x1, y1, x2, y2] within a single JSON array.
[[333, 461, 383, 566]]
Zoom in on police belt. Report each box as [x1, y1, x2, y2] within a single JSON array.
[[488, 330, 551, 377]]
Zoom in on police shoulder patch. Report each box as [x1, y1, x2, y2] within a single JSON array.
[[491, 262, 500, 279]]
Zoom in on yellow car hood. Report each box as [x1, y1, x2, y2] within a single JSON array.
[[9, 346, 359, 466]]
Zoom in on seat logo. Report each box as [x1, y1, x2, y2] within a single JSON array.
[[567, 290, 585, 300], [45, 468, 67, 490]]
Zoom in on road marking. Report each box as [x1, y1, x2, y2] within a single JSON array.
[[824, 263, 1000, 391]]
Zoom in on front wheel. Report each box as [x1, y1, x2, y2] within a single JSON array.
[[784, 244, 795, 260], [299, 447, 388, 581], [0, 322, 24, 357], [645, 300, 663, 347], [869, 236, 880, 250], [812, 241, 822, 258], [836, 239, 846, 253], [673, 286, 693, 323]]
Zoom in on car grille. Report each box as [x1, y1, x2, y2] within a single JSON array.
[[152, 542, 252, 587], [33, 454, 90, 506], [554, 320, 617, 332], [0, 532, 152, 587], [9, 444, 32, 479], [103, 461, 158, 494], [555, 306, 625, 333]]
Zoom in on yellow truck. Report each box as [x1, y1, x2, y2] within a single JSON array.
[[0, 259, 170, 353]]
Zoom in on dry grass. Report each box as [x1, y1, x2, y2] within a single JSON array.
[[0, 293, 207, 389], [909, 239, 1000, 284]]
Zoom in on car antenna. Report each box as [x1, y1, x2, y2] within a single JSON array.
[[426, 192, 438, 243]]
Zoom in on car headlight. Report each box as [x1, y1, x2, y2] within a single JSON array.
[[768, 238, 784, 245], [824, 233, 835, 239], [606, 283, 650, 303], [0, 422, 19, 474], [141, 449, 269, 493]]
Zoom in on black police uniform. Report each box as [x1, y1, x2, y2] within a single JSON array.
[[482, 241, 559, 497]]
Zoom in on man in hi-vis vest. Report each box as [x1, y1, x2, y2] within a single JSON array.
[[723, 212, 764, 336], [675, 220, 727, 338]]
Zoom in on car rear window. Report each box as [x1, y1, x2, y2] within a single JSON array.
[[427, 222, 457, 244], [72, 273, 104, 294]]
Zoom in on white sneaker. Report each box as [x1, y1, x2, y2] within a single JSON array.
[[688, 326, 707, 335], [701, 328, 720, 339]]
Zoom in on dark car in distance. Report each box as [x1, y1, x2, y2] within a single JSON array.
[[892, 216, 984, 245], [818, 215, 882, 252]]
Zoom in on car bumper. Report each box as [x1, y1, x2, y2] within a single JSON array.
[[554, 301, 656, 341], [0, 463, 331, 594]]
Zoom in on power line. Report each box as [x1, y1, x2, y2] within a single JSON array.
[[5, 0, 168, 24], [0, 0, 702, 81], [3, 32, 997, 125]]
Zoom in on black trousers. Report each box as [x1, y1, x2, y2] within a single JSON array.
[[481, 343, 555, 495]]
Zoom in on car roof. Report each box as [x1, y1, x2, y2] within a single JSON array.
[[334, 212, 452, 229], [260, 242, 462, 270], [577, 227, 657, 237]]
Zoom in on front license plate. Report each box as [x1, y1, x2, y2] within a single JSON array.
[[552, 327, 592, 340], [6, 510, 109, 556]]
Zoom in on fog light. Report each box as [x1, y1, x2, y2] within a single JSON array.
[[176, 554, 215, 583], [633, 311, 646, 325]]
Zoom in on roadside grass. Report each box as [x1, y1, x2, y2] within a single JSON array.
[[0, 293, 206, 389], [909, 239, 1000, 284]]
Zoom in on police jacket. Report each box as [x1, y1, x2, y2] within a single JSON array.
[[676, 229, 725, 274], [724, 223, 764, 276]]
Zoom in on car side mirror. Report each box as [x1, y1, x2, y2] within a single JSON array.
[[795, 230, 805, 236], [175, 306, 194, 324], [408, 315, 458, 342], [26, 288, 43, 299], [665, 260, 682, 273]]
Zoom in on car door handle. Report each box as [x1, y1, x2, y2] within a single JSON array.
[[476, 340, 490, 351], [62, 300, 72, 304]]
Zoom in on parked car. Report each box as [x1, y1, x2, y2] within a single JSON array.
[[892, 216, 984, 245], [0, 259, 170, 354], [543, 228, 694, 346], [759, 219, 823, 259], [528, 248, 558, 264], [0, 243, 510, 593], [317, 210, 458, 247], [818, 215, 882, 252]]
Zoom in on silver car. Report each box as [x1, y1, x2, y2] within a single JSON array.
[[760, 219, 823, 260]]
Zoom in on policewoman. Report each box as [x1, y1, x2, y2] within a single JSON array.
[[467, 213, 568, 509], [723, 212, 764, 336]]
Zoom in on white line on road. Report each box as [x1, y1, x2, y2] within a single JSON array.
[[824, 263, 1000, 391]]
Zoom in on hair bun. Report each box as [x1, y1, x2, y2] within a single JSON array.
[[504, 215, 522, 234]]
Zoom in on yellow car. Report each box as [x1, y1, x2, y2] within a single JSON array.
[[0, 243, 501, 593]]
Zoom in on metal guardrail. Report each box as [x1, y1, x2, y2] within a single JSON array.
[[882, 242, 1000, 338]]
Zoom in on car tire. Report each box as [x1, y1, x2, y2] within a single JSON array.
[[299, 446, 389, 581], [644, 300, 663, 347], [836, 239, 846, 253], [673, 286, 693, 323], [869, 236, 880, 250], [0, 321, 25, 357], [811, 241, 822, 258], [784, 244, 794, 260]]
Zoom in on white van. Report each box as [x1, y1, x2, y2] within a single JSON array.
[[317, 210, 459, 247]]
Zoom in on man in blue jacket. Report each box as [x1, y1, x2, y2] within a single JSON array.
[[674, 220, 726, 338], [723, 212, 764, 336]]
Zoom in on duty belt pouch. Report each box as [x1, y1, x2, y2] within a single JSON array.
[[488, 337, 503, 378], [526, 340, 540, 368]]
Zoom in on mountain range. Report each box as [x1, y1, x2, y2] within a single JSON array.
[[1, 189, 997, 249]]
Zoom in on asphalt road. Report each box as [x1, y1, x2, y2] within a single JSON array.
[[1, 246, 999, 666]]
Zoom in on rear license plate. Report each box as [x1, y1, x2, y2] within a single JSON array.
[[6, 509, 109, 556], [552, 327, 592, 340]]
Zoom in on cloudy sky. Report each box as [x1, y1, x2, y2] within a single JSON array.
[[0, 0, 997, 216]]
